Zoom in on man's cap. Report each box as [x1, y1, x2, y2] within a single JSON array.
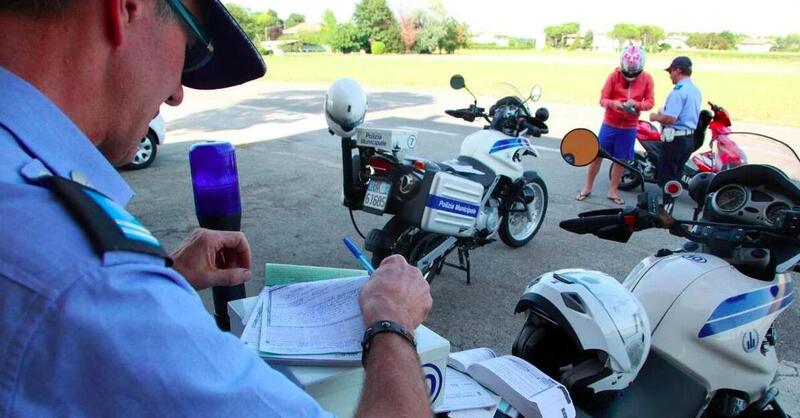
[[181, 0, 266, 90], [664, 56, 692, 72]]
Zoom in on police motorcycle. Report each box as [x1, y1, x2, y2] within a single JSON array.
[[512, 128, 799, 417], [325, 76, 550, 282]]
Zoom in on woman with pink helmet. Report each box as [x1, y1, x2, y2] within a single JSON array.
[[576, 44, 655, 205]]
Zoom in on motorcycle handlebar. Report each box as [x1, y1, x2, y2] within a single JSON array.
[[522, 121, 548, 137], [560, 211, 626, 235], [445, 107, 485, 122]]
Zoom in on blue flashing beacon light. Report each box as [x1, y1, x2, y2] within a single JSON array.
[[189, 141, 246, 331]]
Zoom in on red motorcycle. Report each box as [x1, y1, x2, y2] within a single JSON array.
[[614, 102, 746, 190]]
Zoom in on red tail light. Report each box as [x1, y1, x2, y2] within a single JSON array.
[[368, 156, 396, 175]]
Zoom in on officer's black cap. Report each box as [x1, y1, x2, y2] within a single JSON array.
[[181, 0, 266, 90], [664, 56, 692, 72]]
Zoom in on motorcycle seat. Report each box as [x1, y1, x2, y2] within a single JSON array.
[[641, 140, 662, 164], [692, 110, 713, 152]]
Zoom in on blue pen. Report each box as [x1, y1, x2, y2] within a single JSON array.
[[342, 237, 375, 275]]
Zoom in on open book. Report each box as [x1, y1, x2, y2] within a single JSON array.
[[447, 348, 575, 418]]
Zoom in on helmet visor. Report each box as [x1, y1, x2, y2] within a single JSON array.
[[567, 271, 650, 370], [621, 69, 642, 80]]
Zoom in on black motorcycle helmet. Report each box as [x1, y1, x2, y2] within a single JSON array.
[[490, 104, 522, 136]]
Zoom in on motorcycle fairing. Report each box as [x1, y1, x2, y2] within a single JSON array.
[[699, 276, 794, 338]]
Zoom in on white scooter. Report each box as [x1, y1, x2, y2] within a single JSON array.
[[330, 75, 551, 282], [513, 128, 799, 417]]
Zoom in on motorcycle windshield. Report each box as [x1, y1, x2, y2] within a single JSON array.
[[724, 132, 800, 181], [490, 82, 529, 114]]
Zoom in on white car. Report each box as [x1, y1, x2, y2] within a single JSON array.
[[124, 114, 166, 170]]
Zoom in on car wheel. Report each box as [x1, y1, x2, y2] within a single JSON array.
[[124, 129, 158, 170]]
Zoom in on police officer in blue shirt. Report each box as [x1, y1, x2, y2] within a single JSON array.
[[0, 1, 432, 417], [649, 56, 703, 187]]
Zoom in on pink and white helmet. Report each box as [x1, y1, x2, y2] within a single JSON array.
[[620, 44, 646, 80]]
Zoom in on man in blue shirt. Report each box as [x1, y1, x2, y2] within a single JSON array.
[[649, 56, 703, 187], [0, 1, 433, 417]]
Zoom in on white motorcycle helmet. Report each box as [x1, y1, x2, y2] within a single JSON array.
[[324, 78, 367, 138], [513, 269, 651, 402], [620, 44, 646, 81]]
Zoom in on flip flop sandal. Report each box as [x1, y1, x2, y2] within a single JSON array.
[[575, 191, 591, 201], [607, 196, 624, 205]]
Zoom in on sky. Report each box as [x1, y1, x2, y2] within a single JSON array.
[[224, 0, 797, 38]]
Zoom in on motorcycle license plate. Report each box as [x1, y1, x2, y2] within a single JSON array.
[[363, 180, 391, 212]]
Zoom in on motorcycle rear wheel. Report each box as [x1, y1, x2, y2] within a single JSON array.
[[614, 159, 643, 191], [499, 176, 548, 248], [370, 217, 446, 282]]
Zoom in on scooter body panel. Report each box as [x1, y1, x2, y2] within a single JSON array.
[[625, 253, 794, 403], [459, 130, 527, 180]]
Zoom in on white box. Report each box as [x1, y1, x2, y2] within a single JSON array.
[[421, 172, 483, 237], [228, 297, 450, 417], [355, 126, 418, 151]]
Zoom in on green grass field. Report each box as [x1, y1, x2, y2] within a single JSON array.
[[261, 51, 800, 127]]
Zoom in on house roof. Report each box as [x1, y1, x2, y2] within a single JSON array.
[[283, 22, 321, 35]]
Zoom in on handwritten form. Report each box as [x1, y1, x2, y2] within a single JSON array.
[[255, 276, 369, 355]]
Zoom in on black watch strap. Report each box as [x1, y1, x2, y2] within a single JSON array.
[[361, 320, 416, 367]]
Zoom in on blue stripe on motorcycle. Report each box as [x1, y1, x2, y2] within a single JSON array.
[[698, 290, 794, 338], [707, 281, 791, 321], [425, 195, 479, 218], [490, 138, 529, 154]]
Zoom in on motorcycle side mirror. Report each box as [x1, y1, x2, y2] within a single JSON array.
[[530, 84, 542, 102], [560, 128, 601, 167], [450, 75, 466, 90]]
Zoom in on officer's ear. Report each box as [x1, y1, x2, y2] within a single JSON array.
[[105, 0, 143, 47]]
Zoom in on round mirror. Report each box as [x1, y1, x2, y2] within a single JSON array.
[[450, 75, 465, 90], [561, 128, 601, 167], [530, 84, 543, 102]]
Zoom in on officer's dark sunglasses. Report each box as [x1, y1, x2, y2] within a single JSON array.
[[165, 0, 213, 73]]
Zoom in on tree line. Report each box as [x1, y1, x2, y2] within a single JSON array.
[[227, 0, 470, 54], [546, 21, 799, 53]]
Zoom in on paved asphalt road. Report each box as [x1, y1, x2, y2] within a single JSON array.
[[122, 82, 799, 412]]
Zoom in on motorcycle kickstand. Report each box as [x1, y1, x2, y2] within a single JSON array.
[[444, 247, 472, 285]]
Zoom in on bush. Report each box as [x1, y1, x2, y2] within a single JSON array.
[[371, 41, 386, 55], [332, 23, 366, 53]]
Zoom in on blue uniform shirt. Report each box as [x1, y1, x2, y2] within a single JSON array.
[[662, 77, 702, 131], [0, 65, 331, 417]]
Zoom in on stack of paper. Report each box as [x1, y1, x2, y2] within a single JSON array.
[[240, 275, 369, 366]]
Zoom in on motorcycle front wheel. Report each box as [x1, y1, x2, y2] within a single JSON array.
[[499, 176, 548, 248]]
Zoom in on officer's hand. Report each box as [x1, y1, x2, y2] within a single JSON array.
[[649, 112, 659, 122], [359, 255, 432, 331], [170, 228, 252, 290]]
